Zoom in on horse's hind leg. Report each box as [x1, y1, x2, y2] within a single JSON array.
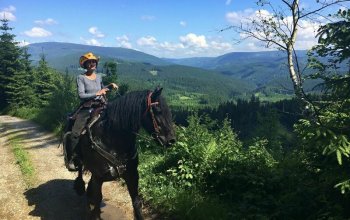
[[124, 164, 144, 220], [86, 175, 103, 220]]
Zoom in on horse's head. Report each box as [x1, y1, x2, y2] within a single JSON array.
[[142, 88, 176, 147]]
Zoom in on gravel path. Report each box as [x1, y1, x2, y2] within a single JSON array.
[[0, 115, 135, 220]]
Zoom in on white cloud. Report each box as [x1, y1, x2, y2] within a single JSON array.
[[226, 12, 240, 24], [34, 18, 58, 26], [209, 40, 232, 50], [80, 37, 103, 46], [0, 5, 16, 21], [246, 42, 259, 50], [180, 33, 208, 48], [18, 40, 30, 47], [134, 33, 234, 58], [159, 41, 184, 51], [225, 8, 254, 25], [120, 41, 132, 49], [141, 15, 155, 21], [24, 27, 52, 37], [227, 9, 320, 51], [298, 20, 319, 40], [137, 36, 157, 46], [180, 21, 187, 27], [116, 35, 132, 49], [88, 27, 105, 38]]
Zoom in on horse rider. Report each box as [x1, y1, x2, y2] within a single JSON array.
[[67, 52, 118, 171]]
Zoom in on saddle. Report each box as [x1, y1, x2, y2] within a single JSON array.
[[62, 100, 106, 171]]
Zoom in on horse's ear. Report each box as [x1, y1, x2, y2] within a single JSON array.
[[152, 87, 163, 100]]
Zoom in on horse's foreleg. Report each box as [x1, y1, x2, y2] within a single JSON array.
[[73, 165, 86, 195], [124, 163, 144, 220], [86, 175, 103, 220]]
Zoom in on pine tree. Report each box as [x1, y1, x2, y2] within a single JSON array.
[[0, 18, 23, 110], [6, 47, 37, 108], [38, 69, 79, 129], [102, 62, 118, 99], [33, 54, 58, 107]]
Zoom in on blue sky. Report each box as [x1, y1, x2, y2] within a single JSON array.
[[0, 0, 349, 58]]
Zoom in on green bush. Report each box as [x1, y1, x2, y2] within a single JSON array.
[[138, 114, 279, 219]]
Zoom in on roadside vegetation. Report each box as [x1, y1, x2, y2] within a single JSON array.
[[8, 134, 36, 188]]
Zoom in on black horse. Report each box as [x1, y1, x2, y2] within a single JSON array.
[[65, 88, 175, 220]]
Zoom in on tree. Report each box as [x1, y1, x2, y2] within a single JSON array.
[[0, 18, 23, 110], [6, 47, 37, 108], [36, 69, 79, 130], [102, 60, 129, 97], [296, 9, 350, 193], [33, 54, 58, 107], [102, 61, 118, 99], [226, 0, 349, 114]]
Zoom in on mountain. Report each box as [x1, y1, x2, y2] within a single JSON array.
[[26, 42, 254, 107], [28, 42, 170, 69], [166, 51, 309, 86], [27, 42, 319, 105], [164, 57, 215, 68]]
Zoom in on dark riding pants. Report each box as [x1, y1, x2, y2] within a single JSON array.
[[71, 108, 91, 152]]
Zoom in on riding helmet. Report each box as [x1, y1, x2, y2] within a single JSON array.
[[79, 52, 100, 68]]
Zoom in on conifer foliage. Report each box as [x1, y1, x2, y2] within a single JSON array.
[[0, 19, 77, 122], [0, 18, 23, 110]]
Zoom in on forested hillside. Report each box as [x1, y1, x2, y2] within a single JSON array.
[[27, 42, 306, 101], [28, 42, 170, 66], [27, 42, 256, 106]]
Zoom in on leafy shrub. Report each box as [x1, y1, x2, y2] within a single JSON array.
[[138, 114, 279, 219]]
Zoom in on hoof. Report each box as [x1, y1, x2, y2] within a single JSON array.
[[66, 161, 79, 171]]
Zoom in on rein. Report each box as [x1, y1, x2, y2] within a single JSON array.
[[86, 91, 161, 175], [144, 92, 160, 133]]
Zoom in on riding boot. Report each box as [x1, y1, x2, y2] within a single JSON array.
[[67, 135, 80, 171]]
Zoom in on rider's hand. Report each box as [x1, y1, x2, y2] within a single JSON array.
[[96, 88, 109, 96]]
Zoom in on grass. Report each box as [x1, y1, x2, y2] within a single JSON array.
[[4, 108, 39, 187], [9, 135, 36, 188]]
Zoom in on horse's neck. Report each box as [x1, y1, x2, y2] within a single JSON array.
[[99, 120, 137, 148]]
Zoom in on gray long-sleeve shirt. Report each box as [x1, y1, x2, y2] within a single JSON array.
[[76, 74, 104, 101]]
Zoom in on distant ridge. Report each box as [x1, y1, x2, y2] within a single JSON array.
[[25, 42, 314, 103], [165, 50, 309, 85], [28, 42, 170, 68], [26, 42, 255, 106]]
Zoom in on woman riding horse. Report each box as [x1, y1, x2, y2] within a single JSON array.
[[63, 53, 176, 220], [67, 52, 118, 171]]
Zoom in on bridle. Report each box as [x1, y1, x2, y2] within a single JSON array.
[[144, 92, 161, 134]]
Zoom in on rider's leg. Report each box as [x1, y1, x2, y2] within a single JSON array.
[[68, 109, 90, 170]]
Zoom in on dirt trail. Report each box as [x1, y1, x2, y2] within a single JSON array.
[[0, 115, 135, 220]]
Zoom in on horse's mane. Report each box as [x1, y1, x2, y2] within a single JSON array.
[[106, 90, 149, 132]]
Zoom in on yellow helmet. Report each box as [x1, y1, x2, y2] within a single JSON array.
[[79, 52, 100, 68]]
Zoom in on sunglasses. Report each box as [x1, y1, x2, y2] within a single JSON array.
[[86, 60, 97, 64]]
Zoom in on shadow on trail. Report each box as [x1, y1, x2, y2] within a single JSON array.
[[1, 120, 59, 149], [24, 179, 87, 220]]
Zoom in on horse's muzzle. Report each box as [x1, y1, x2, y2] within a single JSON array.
[[153, 134, 176, 147], [166, 138, 176, 147]]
